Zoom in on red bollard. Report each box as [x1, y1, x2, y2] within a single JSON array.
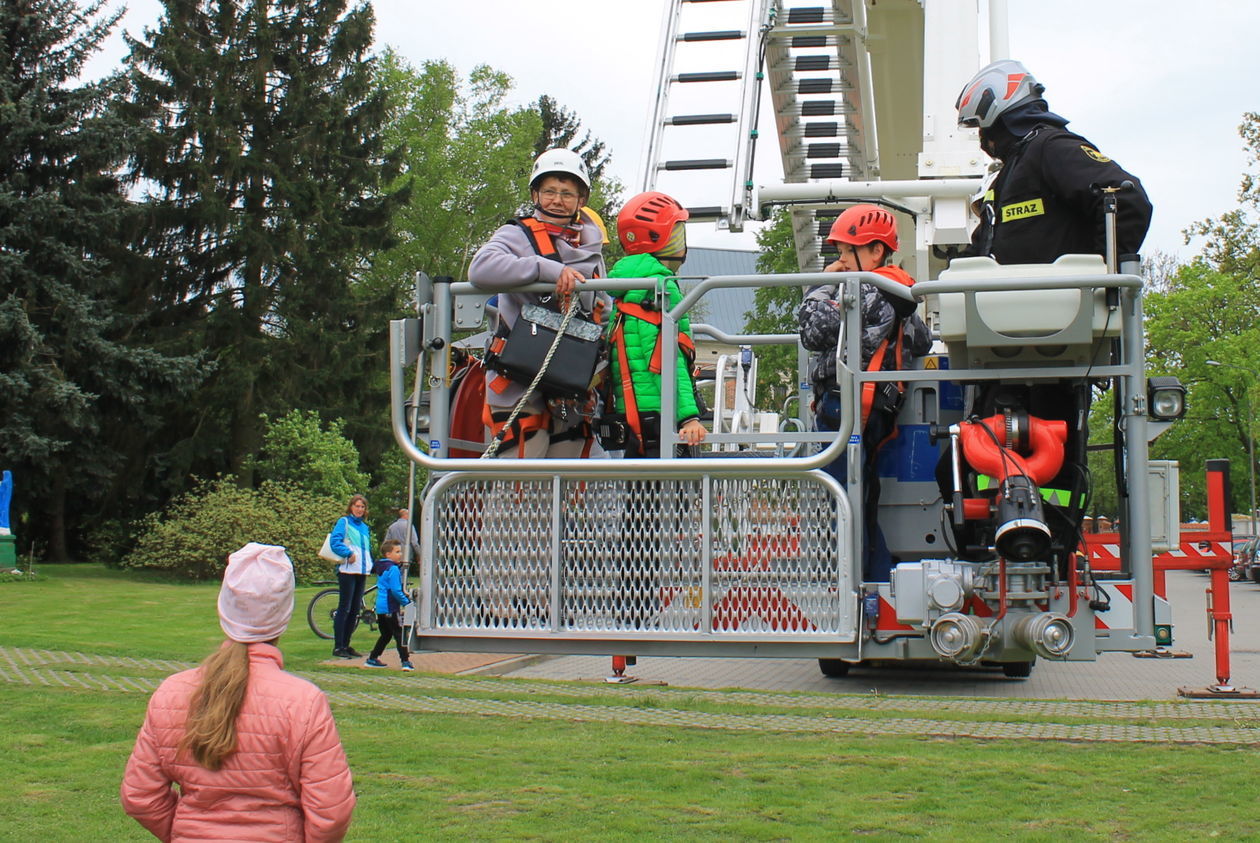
[[605, 655, 638, 684]]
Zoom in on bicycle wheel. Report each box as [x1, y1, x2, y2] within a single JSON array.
[[358, 586, 379, 635], [306, 588, 340, 640]]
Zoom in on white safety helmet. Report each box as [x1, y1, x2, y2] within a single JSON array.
[[529, 148, 590, 192], [955, 59, 1045, 129]]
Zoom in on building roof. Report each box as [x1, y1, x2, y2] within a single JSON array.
[[677, 247, 761, 335]]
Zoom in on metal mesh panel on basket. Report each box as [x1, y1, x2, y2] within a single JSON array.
[[428, 473, 842, 636], [708, 476, 842, 634]]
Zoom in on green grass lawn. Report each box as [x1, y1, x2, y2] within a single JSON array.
[[2, 565, 1257, 841]]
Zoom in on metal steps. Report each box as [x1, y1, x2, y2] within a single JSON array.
[[642, 0, 880, 268]]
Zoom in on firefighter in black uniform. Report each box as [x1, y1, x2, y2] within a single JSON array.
[[943, 60, 1154, 571], [955, 59, 1152, 263]]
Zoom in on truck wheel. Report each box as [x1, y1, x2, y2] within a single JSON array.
[[1002, 661, 1033, 678], [818, 658, 851, 678]]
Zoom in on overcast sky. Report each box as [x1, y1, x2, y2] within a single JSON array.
[[87, 0, 1257, 261]]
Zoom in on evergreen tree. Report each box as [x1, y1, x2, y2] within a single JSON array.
[[122, 0, 408, 485], [0, 0, 201, 560], [535, 94, 612, 186]]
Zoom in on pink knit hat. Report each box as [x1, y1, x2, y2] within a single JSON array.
[[217, 543, 295, 643]]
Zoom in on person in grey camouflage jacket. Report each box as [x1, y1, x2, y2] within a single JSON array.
[[795, 205, 929, 581]]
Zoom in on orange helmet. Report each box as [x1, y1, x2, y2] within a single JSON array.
[[618, 192, 690, 255], [826, 204, 898, 253]]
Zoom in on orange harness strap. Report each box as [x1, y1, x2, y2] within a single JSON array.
[[613, 300, 696, 375], [513, 217, 559, 258], [611, 317, 645, 449], [859, 324, 906, 443], [482, 403, 550, 458]]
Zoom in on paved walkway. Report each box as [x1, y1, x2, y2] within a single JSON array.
[[500, 570, 1260, 701], [4, 643, 1260, 744], [6, 574, 1257, 744]]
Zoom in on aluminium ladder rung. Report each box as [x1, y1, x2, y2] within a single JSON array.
[[805, 143, 842, 158], [780, 121, 847, 139], [684, 206, 727, 220], [666, 113, 738, 126], [764, 28, 845, 45], [786, 7, 828, 24], [794, 55, 831, 72], [659, 159, 733, 171], [776, 82, 855, 99], [777, 100, 853, 117], [797, 78, 837, 94], [767, 52, 851, 75], [675, 70, 741, 83], [808, 163, 845, 179], [679, 30, 746, 42]]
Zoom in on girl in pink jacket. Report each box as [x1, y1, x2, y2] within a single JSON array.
[[121, 543, 356, 841]]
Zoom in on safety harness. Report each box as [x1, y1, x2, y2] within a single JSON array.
[[861, 327, 907, 434], [606, 298, 697, 455], [858, 265, 916, 441], [482, 216, 604, 457]]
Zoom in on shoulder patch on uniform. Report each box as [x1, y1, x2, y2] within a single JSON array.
[[1081, 145, 1111, 163]]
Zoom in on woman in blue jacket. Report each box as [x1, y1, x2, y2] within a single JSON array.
[[329, 494, 372, 659]]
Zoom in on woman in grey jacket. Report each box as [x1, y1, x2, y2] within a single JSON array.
[[468, 149, 611, 626], [468, 147, 611, 460]]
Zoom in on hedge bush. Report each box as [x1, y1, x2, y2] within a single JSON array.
[[122, 478, 344, 583]]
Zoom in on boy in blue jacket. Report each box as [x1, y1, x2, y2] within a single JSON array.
[[365, 540, 414, 671]]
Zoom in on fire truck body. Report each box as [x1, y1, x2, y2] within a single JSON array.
[[388, 0, 1190, 678], [390, 252, 1180, 676]]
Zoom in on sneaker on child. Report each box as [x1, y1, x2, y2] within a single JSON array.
[[400, 661, 415, 671], [365, 657, 387, 668]]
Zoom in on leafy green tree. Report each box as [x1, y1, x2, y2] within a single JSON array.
[[1142, 260, 1260, 518], [1139, 114, 1260, 519], [249, 410, 370, 501], [368, 53, 540, 284], [0, 0, 202, 560], [369, 57, 625, 288], [743, 208, 805, 409], [122, 0, 408, 485], [1186, 112, 1260, 282]]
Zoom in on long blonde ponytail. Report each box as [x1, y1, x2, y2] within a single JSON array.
[[178, 641, 251, 770]]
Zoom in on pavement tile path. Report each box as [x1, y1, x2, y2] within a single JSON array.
[[4, 640, 1260, 746]]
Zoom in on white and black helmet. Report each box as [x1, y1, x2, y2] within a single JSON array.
[[529, 148, 590, 192], [955, 59, 1045, 129]]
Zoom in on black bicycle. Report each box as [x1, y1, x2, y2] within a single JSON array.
[[307, 581, 378, 640]]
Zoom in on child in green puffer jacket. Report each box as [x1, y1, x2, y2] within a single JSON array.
[[606, 192, 707, 458]]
